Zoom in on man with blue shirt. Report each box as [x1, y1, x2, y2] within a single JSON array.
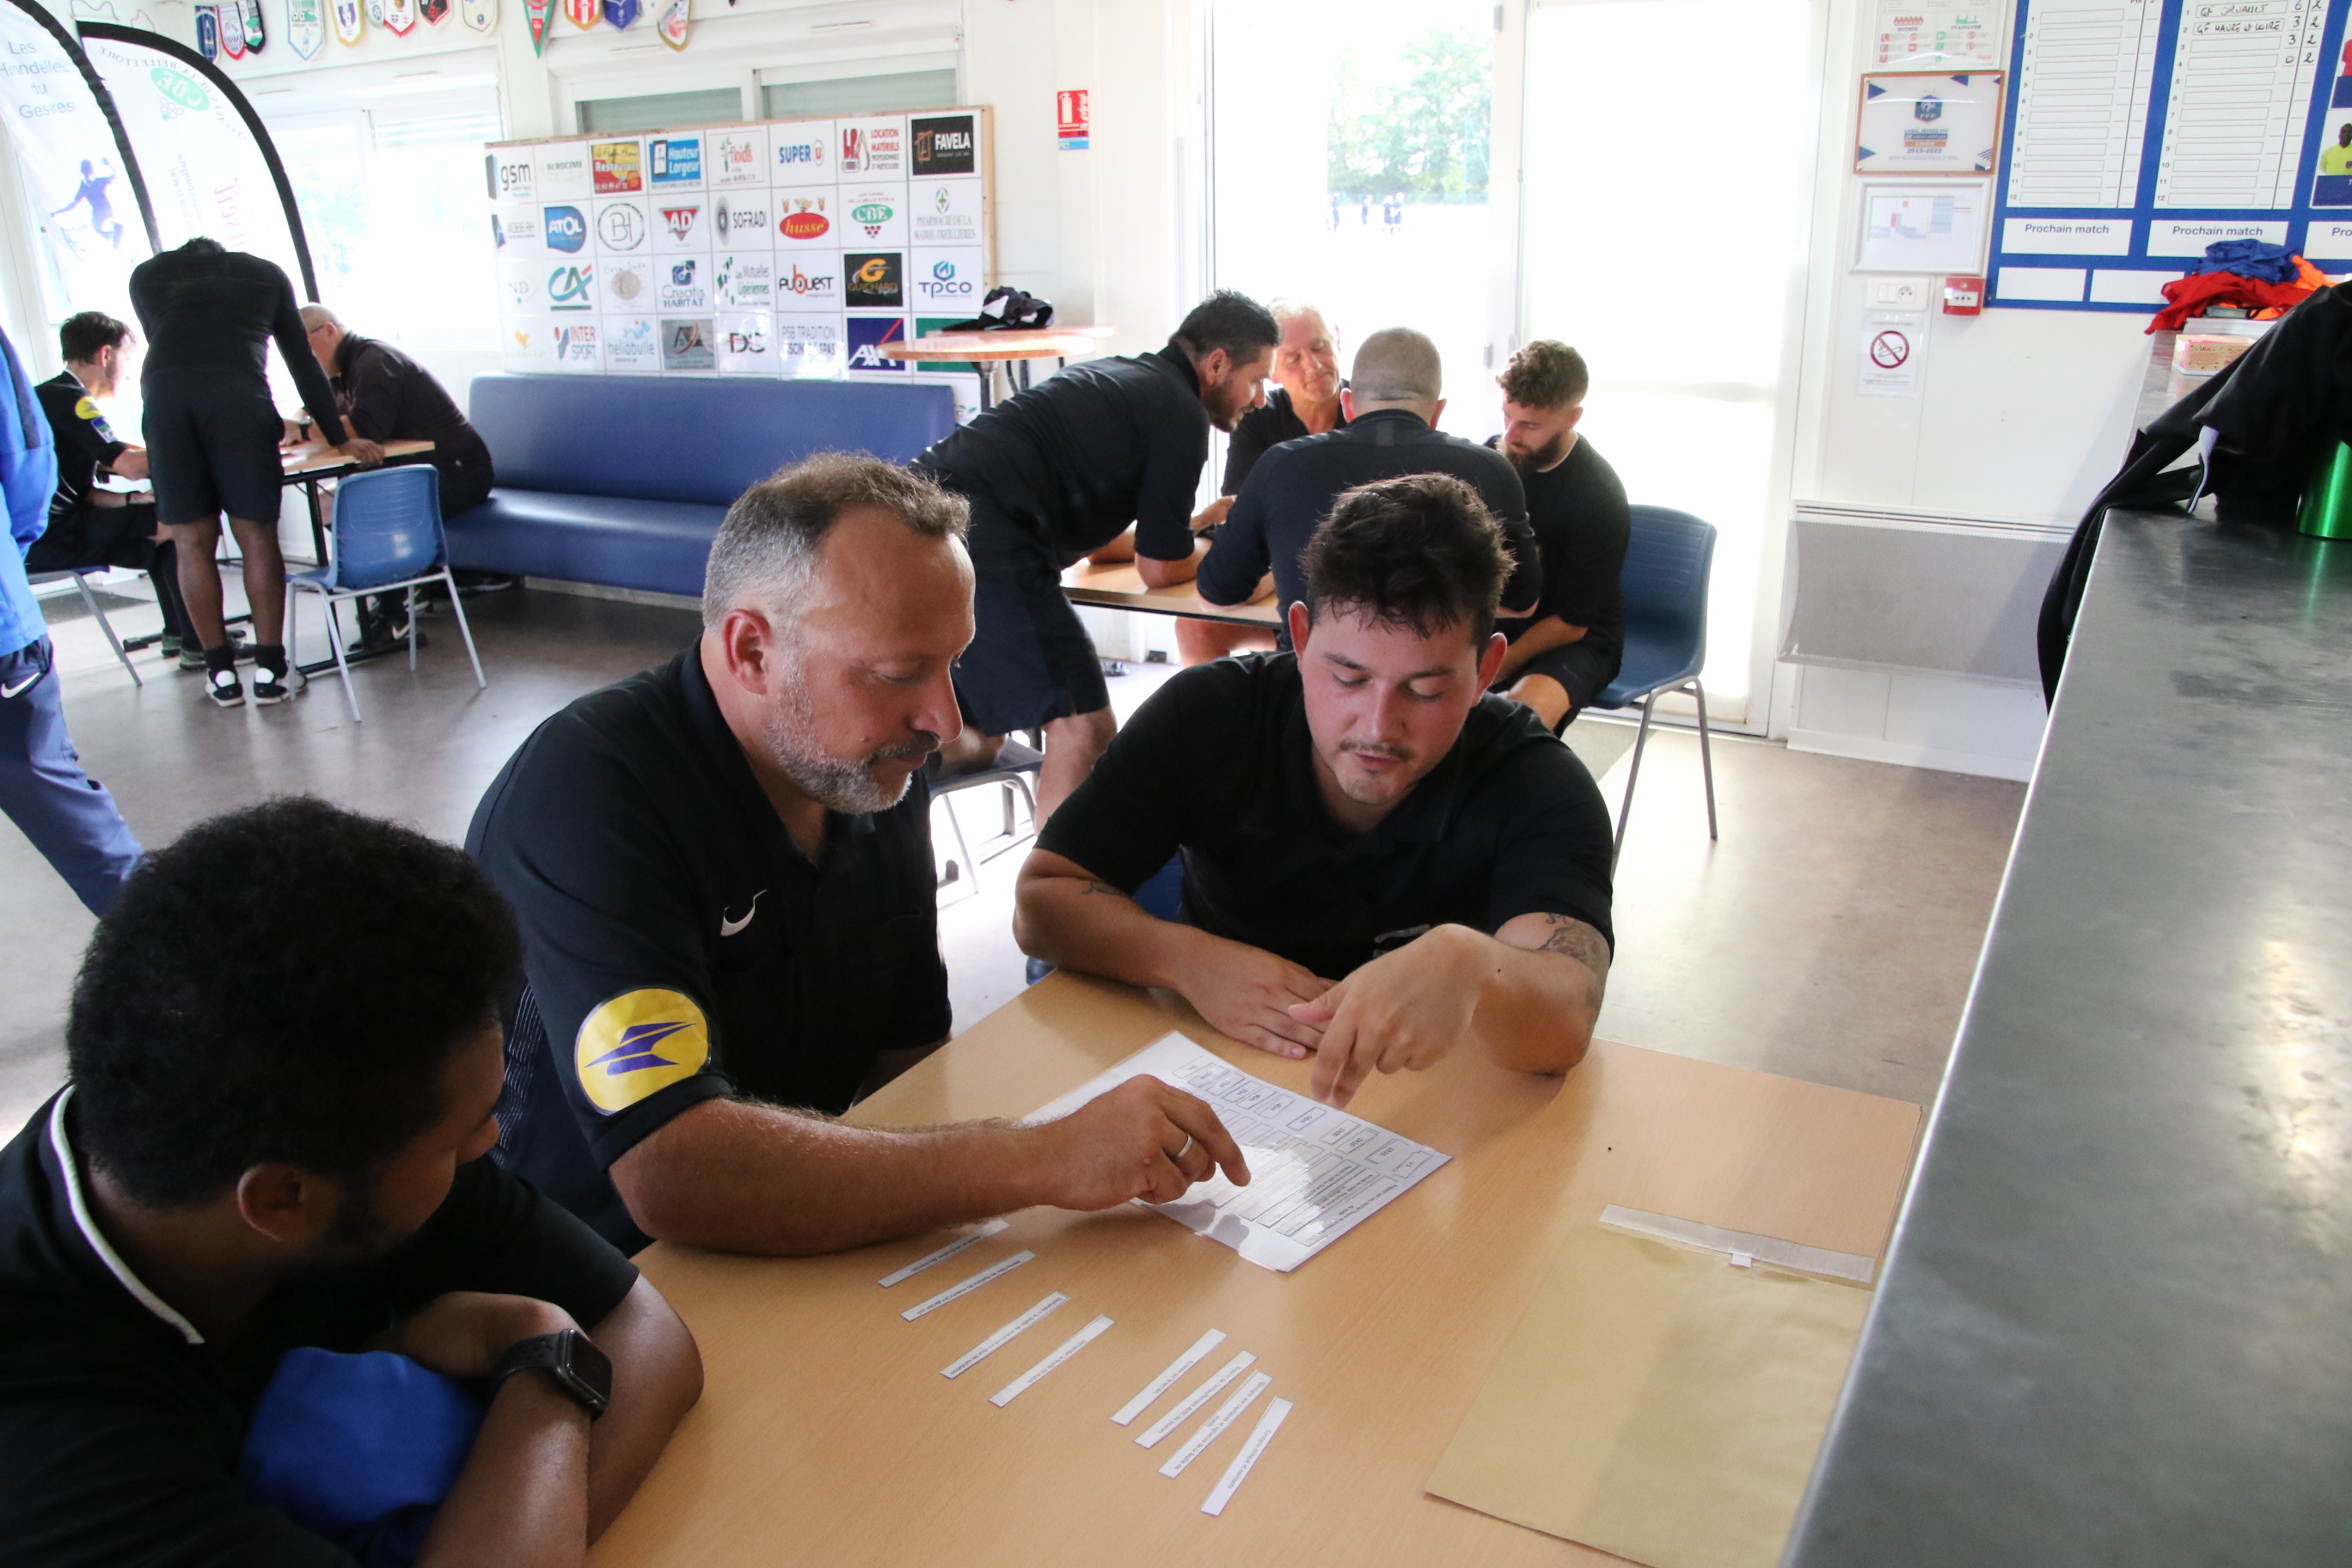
[[0, 323, 143, 915]]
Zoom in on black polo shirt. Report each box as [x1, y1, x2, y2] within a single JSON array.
[[35, 371, 128, 518], [1491, 434, 1630, 665], [913, 341, 1208, 563], [329, 334, 494, 483], [467, 646, 952, 1252], [1197, 410, 1541, 639], [0, 1090, 637, 1566], [1221, 385, 1347, 494], [1037, 653, 1614, 982]]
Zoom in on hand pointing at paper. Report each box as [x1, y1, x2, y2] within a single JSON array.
[[1028, 1075, 1253, 1209]]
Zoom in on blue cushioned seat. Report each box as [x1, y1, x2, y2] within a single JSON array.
[[450, 374, 957, 595]]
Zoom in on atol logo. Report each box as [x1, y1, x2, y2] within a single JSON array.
[[542, 205, 586, 253], [661, 206, 700, 242], [911, 115, 976, 175], [597, 203, 644, 249], [851, 199, 894, 237], [573, 989, 711, 1113], [671, 260, 696, 286], [649, 136, 701, 184], [781, 262, 836, 297], [774, 135, 827, 171], [547, 263, 593, 309], [916, 257, 973, 301], [846, 315, 907, 371], [779, 205, 830, 241]]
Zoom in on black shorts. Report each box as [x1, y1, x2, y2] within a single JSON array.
[[1500, 639, 1620, 727], [23, 499, 158, 575], [952, 499, 1109, 734], [142, 370, 285, 526]]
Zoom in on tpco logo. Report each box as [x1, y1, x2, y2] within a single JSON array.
[[916, 258, 973, 300], [547, 264, 594, 309], [716, 199, 769, 238], [779, 262, 836, 297], [661, 206, 700, 242], [542, 205, 586, 254], [597, 204, 644, 249]]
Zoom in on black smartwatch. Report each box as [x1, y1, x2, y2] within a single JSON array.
[[490, 1328, 612, 1420]]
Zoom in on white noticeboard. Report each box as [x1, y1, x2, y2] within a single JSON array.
[[1856, 181, 1989, 272]]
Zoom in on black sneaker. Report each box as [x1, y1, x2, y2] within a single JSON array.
[[206, 667, 244, 707], [251, 666, 292, 706]]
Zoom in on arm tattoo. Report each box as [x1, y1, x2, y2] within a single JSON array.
[[1077, 879, 1131, 899], [1531, 914, 1612, 998]]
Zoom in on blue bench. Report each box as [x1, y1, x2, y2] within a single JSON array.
[[450, 375, 958, 597]]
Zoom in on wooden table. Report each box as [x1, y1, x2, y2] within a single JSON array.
[[882, 327, 1117, 408], [1062, 558, 1283, 627], [595, 974, 1922, 1566]]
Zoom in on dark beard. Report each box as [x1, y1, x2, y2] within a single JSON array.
[[1505, 433, 1567, 475]]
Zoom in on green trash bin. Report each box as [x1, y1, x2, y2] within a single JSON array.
[[2300, 441, 2352, 539]]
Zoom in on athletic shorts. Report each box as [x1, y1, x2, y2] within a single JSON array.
[[1499, 639, 1621, 730], [142, 370, 285, 527], [24, 499, 158, 575], [952, 498, 1109, 735]]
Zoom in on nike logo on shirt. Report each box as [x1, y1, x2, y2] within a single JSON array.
[[719, 891, 765, 937], [0, 672, 40, 700]]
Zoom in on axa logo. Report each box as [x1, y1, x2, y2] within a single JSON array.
[[781, 263, 835, 295], [542, 205, 586, 253], [661, 206, 699, 241], [547, 263, 593, 308], [779, 205, 830, 241]]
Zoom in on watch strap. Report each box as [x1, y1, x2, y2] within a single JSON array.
[[490, 1328, 611, 1420]]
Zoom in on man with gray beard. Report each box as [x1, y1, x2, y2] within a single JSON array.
[[468, 455, 1248, 1253]]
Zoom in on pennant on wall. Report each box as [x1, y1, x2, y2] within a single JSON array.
[[524, 0, 546, 49], [365, 0, 383, 26], [654, 0, 683, 47], [420, 0, 446, 21], [381, 0, 413, 33], [239, 0, 264, 51], [562, 0, 595, 28], [330, 0, 360, 42], [599, 0, 633, 26], [194, 2, 216, 54], [286, 0, 323, 55], [219, 0, 243, 54], [458, 0, 491, 30]]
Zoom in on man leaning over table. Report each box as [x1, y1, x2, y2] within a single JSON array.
[[1014, 473, 1616, 1110], [469, 454, 1248, 1257]]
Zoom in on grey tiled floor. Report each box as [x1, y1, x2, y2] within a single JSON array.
[[2, 580, 2024, 1139]]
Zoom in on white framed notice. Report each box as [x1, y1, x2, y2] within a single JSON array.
[[1856, 70, 2004, 175], [1855, 181, 1990, 272]]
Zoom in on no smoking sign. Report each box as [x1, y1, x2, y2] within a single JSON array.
[[1869, 329, 1911, 368], [1859, 315, 1922, 398]]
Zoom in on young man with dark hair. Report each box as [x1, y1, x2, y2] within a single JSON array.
[[472, 453, 1248, 1256], [131, 237, 384, 708], [1016, 473, 1616, 1110], [913, 291, 1279, 821], [1196, 326, 1541, 652], [0, 797, 701, 1564], [1488, 340, 1630, 730], [26, 311, 200, 666]]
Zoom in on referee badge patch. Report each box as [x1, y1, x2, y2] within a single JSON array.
[[574, 989, 711, 1113], [73, 397, 101, 421]]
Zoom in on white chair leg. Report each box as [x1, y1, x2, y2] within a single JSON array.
[[75, 574, 140, 687], [440, 570, 487, 689], [1613, 694, 1659, 870], [1691, 680, 1718, 841], [940, 794, 977, 892], [326, 591, 362, 722]]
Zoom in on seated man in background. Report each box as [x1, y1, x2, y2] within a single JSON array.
[[1194, 326, 1540, 651], [471, 454, 1247, 1256], [1179, 300, 1350, 667], [1016, 474, 1616, 1110], [912, 291, 1277, 822], [1488, 340, 1630, 730], [0, 798, 702, 1565], [26, 311, 199, 665], [299, 304, 499, 652]]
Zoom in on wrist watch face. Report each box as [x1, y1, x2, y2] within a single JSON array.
[[554, 1329, 615, 1412]]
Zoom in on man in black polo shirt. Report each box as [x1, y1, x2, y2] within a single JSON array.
[[1016, 473, 1615, 1110], [0, 799, 701, 1565], [1488, 340, 1631, 730], [1196, 326, 1541, 647], [914, 291, 1277, 823], [470, 455, 1247, 1255], [25, 310, 199, 664]]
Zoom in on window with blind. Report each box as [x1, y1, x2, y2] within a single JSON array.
[[759, 67, 958, 119], [575, 88, 745, 135]]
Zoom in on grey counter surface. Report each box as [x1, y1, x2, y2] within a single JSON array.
[[1785, 508, 2352, 1564]]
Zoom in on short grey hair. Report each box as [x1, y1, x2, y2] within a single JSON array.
[[1268, 299, 1328, 332], [298, 303, 341, 332], [1350, 328, 1442, 402], [701, 452, 969, 630]]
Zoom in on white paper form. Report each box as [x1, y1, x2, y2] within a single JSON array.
[[1025, 1034, 1451, 1272], [1874, 0, 2004, 69], [2155, 0, 2325, 208], [2007, 0, 2168, 207]]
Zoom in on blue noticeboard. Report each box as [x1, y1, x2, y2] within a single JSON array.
[[1990, 0, 2352, 311]]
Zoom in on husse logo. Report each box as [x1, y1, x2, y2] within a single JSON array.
[[779, 203, 830, 241]]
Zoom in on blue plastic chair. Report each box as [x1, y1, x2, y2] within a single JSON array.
[[285, 464, 486, 722], [1590, 505, 1718, 865]]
